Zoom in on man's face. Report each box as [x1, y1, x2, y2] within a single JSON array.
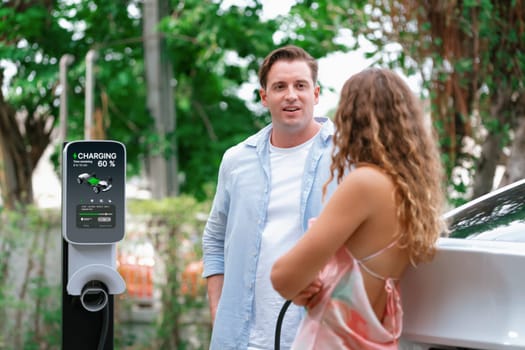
[[259, 60, 320, 137]]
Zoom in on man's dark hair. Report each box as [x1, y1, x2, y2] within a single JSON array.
[[258, 45, 318, 90]]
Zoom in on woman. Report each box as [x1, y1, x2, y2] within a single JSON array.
[[271, 68, 447, 349]]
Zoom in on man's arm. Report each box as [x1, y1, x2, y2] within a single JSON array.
[[206, 274, 224, 325]]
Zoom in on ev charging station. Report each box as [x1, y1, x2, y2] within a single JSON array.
[[62, 140, 126, 350]]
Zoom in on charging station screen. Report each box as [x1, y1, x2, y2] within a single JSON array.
[[63, 141, 125, 244], [77, 204, 115, 228]]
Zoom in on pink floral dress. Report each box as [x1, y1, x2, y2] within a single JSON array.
[[291, 242, 402, 350]]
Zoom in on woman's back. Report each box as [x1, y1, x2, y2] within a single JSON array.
[[343, 164, 410, 320]]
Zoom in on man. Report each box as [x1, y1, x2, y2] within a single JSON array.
[[202, 45, 336, 349]]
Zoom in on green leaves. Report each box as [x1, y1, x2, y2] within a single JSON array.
[[1, 0, 349, 202], [4, 0, 519, 204]]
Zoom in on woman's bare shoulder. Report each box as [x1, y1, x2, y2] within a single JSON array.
[[319, 163, 396, 228], [343, 163, 394, 192]]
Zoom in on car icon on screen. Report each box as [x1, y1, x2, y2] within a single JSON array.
[[77, 173, 113, 193]]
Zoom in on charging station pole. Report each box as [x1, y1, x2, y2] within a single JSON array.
[[62, 140, 126, 350]]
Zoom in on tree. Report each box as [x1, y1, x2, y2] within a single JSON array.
[[157, 0, 346, 198], [290, 0, 525, 201], [0, 1, 148, 207], [0, 0, 346, 205], [0, 1, 71, 208]]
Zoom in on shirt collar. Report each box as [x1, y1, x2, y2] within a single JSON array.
[[245, 117, 334, 148]]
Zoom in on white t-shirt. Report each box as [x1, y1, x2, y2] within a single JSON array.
[[248, 136, 315, 350]]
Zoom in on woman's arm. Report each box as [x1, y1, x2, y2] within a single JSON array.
[[290, 277, 323, 306], [271, 166, 391, 300]]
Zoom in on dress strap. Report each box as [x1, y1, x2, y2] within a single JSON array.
[[357, 262, 399, 281], [356, 240, 399, 281], [359, 240, 398, 263]]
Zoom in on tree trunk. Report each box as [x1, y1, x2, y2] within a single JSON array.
[[471, 130, 503, 199], [471, 92, 511, 199], [500, 116, 525, 187], [0, 71, 51, 209], [471, 89, 525, 197], [0, 96, 33, 209], [143, 0, 178, 199]]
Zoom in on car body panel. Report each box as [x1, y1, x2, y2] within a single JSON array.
[[400, 179, 525, 350], [401, 238, 525, 349]]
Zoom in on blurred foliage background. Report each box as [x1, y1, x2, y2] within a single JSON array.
[[0, 0, 524, 348]]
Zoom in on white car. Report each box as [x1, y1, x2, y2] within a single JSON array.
[[400, 179, 525, 350]]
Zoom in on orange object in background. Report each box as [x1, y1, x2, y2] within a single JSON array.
[[117, 243, 205, 301], [180, 260, 205, 297], [118, 253, 154, 302]]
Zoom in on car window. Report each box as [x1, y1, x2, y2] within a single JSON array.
[[447, 181, 525, 241]]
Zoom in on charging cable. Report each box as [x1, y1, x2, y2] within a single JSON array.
[[274, 300, 292, 350], [97, 301, 109, 350]]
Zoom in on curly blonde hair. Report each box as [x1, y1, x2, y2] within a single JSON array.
[[323, 68, 446, 265]]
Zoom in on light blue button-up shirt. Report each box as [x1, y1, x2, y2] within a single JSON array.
[[202, 117, 336, 349]]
